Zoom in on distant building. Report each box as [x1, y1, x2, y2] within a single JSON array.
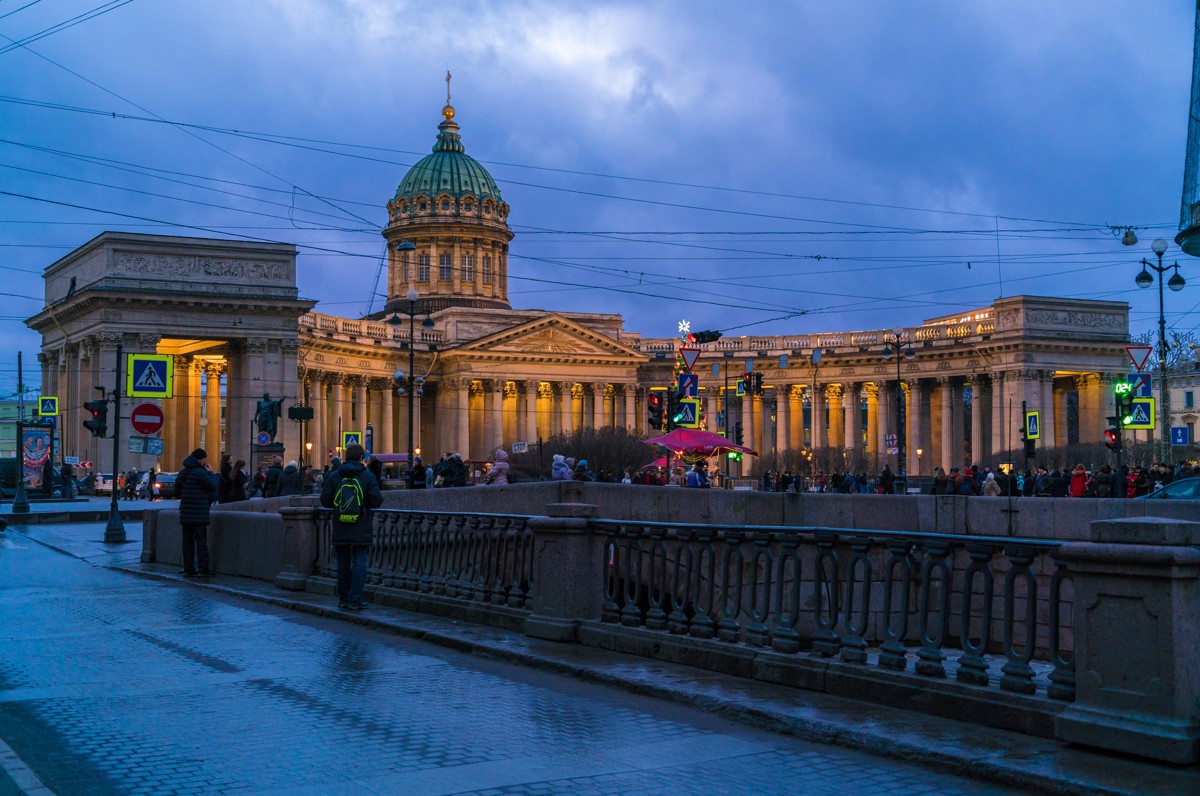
[[26, 100, 1134, 476]]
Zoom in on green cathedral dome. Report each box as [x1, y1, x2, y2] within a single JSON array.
[[393, 105, 503, 202]]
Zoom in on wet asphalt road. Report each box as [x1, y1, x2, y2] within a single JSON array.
[[0, 529, 1014, 795]]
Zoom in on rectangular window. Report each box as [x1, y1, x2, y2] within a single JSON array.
[[417, 254, 430, 282], [439, 253, 452, 281], [482, 255, 492, 284], [1186, 390, 1195, 409], [462, 255, 474, 283]]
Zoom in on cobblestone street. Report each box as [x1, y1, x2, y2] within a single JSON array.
[[0, 529, 1017, 795]]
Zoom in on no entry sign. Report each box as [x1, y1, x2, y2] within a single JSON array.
[[130, 403, 164, 435]]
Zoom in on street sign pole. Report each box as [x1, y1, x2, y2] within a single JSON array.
[[104, 343, 125, 543], [11, 352, 29, 513]]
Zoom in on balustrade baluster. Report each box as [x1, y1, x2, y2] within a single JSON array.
[[690, 528, 717, 639], [601, 526, 622, 624], [316, 512, 333, 577], [1001, 546, 1038, 694], [839, 536, 872, 663], [366, 512, 384, 585], [507, 521, 529, 608], [619, 531, 646, 627], [667, 531, 694, 635], [378, 514, 398, 587], [916, 541, 951, 677], [811, 533, 840, 657], [956, 543, 996, 685], [716, 533, 743, 643], [645, 526, 669, 630], [878, 539, 914, 670], [494, 519, 514, 605], [398, 514, 419, 590], [745, 533, 773, 647], [1047, 554, 1075, 701], [770, 532, 803, 654]]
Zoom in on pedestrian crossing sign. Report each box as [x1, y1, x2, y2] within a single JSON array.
[[341, 431, 362, 449], [1024, 411, 1040, 440], [38, 396, 59, 416], [1124, 397, 1155, 430], [674, 398, 700, 428], [127, 354, 173, 398]]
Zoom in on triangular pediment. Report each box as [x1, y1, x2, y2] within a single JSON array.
[[447, 314, 645, 363]]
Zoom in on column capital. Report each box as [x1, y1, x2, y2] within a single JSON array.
[[137, 333, 162, 349]]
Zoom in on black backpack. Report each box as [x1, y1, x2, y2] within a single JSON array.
[[332, 473, 365, 523]]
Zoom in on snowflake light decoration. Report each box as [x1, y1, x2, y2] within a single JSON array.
[[678, 319, 691, 338]]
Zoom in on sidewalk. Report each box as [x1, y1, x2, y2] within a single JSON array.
[[0, 496, 167, 526], [10, 519, 1199, 796]]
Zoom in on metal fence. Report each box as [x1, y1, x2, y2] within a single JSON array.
[[315, 509, 536, 608], [594, 520, 1074, 701]]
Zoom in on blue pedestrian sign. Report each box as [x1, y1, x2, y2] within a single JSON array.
[[37, 396, 59, 416], [735, 380, 746, 397], [1024, 411, 1040, 440], [1171, 427, 1190, 446], [677, 373, 698, 398], [675, 398, 700, 428], [127, 354, 173, 398], [1124, 398, 1155, 430]]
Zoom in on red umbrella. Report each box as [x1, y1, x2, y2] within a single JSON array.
[[643, 428, 759, 457]]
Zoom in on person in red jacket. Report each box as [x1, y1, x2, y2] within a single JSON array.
[[1068, 463, 1089, 497]]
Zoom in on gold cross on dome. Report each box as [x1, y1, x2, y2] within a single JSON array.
[[446, 70, 452, 104]]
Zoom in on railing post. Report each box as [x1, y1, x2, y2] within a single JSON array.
[[1054, 518, 1200, 764], [276, 506, 319, 591], [524, 503, 603, 643]]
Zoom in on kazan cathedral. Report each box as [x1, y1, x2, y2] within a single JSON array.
[[28, 98, 1132, 478]]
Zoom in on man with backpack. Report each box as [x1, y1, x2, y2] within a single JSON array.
[[319, 443, 383, 611]]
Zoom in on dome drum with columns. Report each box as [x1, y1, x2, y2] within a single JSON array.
[[379, 100, 513, 318]]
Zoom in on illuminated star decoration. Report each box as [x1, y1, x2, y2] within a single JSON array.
[[677, 319, 691, 339]]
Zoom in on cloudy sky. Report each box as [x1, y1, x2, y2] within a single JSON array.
[[1, 0, 1196, 396]]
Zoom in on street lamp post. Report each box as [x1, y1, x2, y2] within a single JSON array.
[[881, 327, 914, 493], [387, 248, 432, 488], [1135, 238, 1185, 465]]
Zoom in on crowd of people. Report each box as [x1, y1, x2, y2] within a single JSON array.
[[755, 461, 1198, 497]]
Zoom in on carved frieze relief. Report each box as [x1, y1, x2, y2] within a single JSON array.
[[114, 253, 287, 281]]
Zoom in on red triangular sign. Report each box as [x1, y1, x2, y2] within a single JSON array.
[[679, 347, 700, 371], [1126, 345, 1153, 372]]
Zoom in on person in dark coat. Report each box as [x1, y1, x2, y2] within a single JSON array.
[[276, 460, 304, 496], [319, 443, 382, 610], [217, 454, 233, 503], [176, 448, 219, 577], [229, 460, 249, 502], [407, 456, 426, 489], [264, 457, 285, 497]]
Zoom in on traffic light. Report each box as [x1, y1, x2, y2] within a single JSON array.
[[692, 330, 722, 344], [753, 373, 764, 394], [648, 391, 664, 430], [1104, 416, 1122, 451], [83, 398, 108, 438], [1024, 438, 1036, 458], [734, 422, 743, 444], [1116, 391, 1135, 425]]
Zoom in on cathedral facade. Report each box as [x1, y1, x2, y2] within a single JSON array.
[[27, 101, 1133, 477]]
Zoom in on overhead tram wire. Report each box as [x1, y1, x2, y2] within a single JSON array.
[[0, 0, 133, 56], [0, 95, 1156, 237], [0, 38, 375, 231]]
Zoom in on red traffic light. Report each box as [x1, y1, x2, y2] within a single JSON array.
[[83, 398, 108, 438]]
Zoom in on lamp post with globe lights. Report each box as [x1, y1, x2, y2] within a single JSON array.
[[1135, 238, 1185, 464], [881, 327, 914, 492]]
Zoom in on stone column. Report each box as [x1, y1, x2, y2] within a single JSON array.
[[557, 382, 574, 436], [826, 384, 844, 448], [788, 386, 803, 451], [1076, 374, 1103, 445], [906, 379, 925, 476], [775, 386, 790, 454], [740, 389, 756, 453], [864, 383, 879, 455], [623, 384, 637, 431], [991, 370, 1008, 457], [591, 383, 607, 430], [521, 380, 539, 445], [380, 380, 395, 454], [330, 377, 346, 450], [843, 382, 862, 450], [811, 384, 825, 449], [454, 378, 471, 456], [353, 377, 367, 440], [969, 377, 986, 465], [1040, 370, 1058, 451], [1055, 518, 1200, 764], [485, 379, 504, 456], [939, 377, 956, 473], [204, 364, 223, 455]]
